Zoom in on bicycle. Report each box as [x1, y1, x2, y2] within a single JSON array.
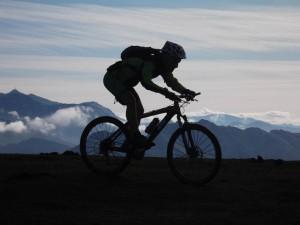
[[80, 93, 222, 185]]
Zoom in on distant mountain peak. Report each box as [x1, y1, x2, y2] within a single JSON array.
[[0, 89, 116, 119], [8, 89, 23, 95]]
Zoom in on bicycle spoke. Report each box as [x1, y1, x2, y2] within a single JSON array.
[[173, 138, 189, 157], [202, 142, 213, 152]]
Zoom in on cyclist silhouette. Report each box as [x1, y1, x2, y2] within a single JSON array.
[[103, 41, 197, 147]]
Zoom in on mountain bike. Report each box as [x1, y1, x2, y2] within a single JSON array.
[[80, 93, 221, 185]]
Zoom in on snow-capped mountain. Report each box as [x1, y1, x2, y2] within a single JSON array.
[[188, 111, 300, 133]]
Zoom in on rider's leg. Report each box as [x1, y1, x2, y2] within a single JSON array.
[[117, 90, 151, 148], [129, 88, 144, 125], [117, 90, 139, 139]]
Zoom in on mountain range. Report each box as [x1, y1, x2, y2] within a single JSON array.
[[0, 89, 114, 120], [0, 89, 299, 160], [188, 113, 300, 133], [0, 89, 115, 147], [145, 120, 300, 160]]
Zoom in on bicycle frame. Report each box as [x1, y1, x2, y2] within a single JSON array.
[[140, 101, 188, 143], [103, 100, 196, 155], [104, 101, 185, 146]]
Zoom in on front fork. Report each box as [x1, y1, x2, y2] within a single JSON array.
[[177, 115, 199, 158]]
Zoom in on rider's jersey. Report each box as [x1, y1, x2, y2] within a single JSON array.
[[103, 57, 187, 97]]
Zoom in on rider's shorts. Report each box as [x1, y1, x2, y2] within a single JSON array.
[[103, 66, 138, 99]]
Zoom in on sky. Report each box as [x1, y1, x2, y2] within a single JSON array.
[[0, 0, 300, 124]]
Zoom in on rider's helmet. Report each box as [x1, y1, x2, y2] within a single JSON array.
[[162, 41, 186, 59]]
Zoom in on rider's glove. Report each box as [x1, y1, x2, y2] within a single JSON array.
[[183, 89, 197, 96], [183, 89, 197, 100], [164, 90, 181, 102]]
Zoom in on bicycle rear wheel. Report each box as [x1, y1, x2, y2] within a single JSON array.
[[167, 123, 221, 185], [80, 116, 131, 175]]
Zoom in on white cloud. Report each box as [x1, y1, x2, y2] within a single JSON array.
[[8, 111, 20, 119], [0, 1, 299, 52], [237, 111, 300, 125], [25, 116, 56, 134], [47, 106, 93, 127], [1, 56, 299, 81], [187, 108, 300, 125], [0, 1, 300, 122], [0, 121, 27, 133], [0, 106, 93, 135], [1, 58, 299, 119], [177, 60, 300, 81], [0, 55, 113, 74]]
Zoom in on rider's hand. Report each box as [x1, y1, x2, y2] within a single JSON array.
[[164, 91, 181, 102], [183, 89, 197, 100], [183, 89, 197, 96]]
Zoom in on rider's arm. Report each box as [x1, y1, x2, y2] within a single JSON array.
[[161, 73, 187, 94], [140, 62, 167, 95]]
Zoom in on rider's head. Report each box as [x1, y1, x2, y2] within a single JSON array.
[[161, 41, 186, 73], [162, 41, 186, 59]]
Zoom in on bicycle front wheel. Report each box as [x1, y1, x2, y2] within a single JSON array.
[[80, 116, 131, 175], [167, 123, 221, 185]]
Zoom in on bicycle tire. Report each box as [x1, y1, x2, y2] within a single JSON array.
[[80, 116, 131, 175], [167, 123, 221, 185]]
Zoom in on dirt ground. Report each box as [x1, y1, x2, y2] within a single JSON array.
[[0, 155, 299, 225]]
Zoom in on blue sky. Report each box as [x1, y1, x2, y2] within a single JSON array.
[[0, 0, 300, 124], [18, 0, 300, 8]]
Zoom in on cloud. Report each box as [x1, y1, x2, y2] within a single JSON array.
[[8, 111, 20, 119], [237, 111, 300, 125], [177, 60, 300, 81], [187, 108, 300, 125], [1, 58, 299, 120], [0, 1, 299, 122], [1, 56, 300, 81], [47, 106, 93, 127], [0, 106, 93, 135], [0, 55, 113, 74], [0, 121, 27, 133], [25, 116, 56, 134], [0, 1, 300, 54]]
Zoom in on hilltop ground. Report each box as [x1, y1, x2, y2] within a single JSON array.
[[0, 155, 299, 225]]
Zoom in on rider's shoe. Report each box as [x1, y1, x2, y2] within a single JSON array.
[[131, 133, 155, 160], [121, 132, 155, 160]]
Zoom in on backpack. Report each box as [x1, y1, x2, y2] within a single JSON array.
[[118, 46, 162, 75], [121, 46, 160, 61]]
